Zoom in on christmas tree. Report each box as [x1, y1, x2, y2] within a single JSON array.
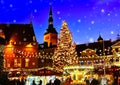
[[53, 21, 78, 72]]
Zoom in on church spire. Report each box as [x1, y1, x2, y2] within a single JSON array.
[[97, 32, 103, 42], [30, 13, 33, 27], [48, 6, 53, 25], [44, 6, 58, 47], [44, 6, 57, 35]]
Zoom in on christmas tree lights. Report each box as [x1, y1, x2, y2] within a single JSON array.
[[53, 21, 78, 72]]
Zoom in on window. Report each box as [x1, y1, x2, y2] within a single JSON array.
[[33, 36, 36, 42], [33, 42, 36, 45], [19, 42, 21, 45], [7, 59, 10, 67], [23, 38, 27, 41], [14, 42, 16, 45], [17, 58, 21, 67], [87, 61, 91, 65], [14, 59, 17, 67], [0, 29, 2, 32], [25, 58, 29, 67]]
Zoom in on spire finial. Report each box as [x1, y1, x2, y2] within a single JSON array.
[[48, 5, 53, 24], [49, 1, 52, 16], [50, 5, 52, 15], [30, 13, 33, 26], [99, 32, 101, 36], [97, 32, 103, 42]]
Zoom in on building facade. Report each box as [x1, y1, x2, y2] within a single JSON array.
[[0, 23, 39, 76], [44, 7, 58, 47], [0, 6, 120, 78]]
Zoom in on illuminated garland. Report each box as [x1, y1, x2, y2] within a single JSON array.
[[4, 48, 54, 59], [52, 21, 78, 72]]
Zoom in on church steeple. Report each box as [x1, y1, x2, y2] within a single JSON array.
[[30, 13, 33, 27], [97, 34, 103, 42], [44, 6, 57, 35], [44, 6, 58, 47], [49, 6, 53, 24]]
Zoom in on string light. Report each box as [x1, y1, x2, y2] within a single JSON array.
[[4, 47, 54, 59], [52, 21, 78, 72]]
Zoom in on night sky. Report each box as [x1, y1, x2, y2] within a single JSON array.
[[0, 0, 120, 44]]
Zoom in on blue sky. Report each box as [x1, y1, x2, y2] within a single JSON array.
[[0, 0, 120, 44]]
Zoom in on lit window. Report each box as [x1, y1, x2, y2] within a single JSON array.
[[14, 42, 16, 45], [33, 42, 36, 45], [119, 48, 120, 52], [7, 59, 10, 67], [87, 61, 90, 64], [14, 59, 17, 67], [17, 58, 21, 67], [23, 38, 27, 41], [19, 42, 21, 45], [25, 58, 29, 67], [33, 36, 36, 42], [0, 29, 2, 32], [32, 62, 35, 66]]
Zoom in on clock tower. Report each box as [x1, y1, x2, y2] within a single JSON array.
[[44, 7, 58, 47]]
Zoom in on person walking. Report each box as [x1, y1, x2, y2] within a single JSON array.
[[54, 78, 61, 85], [46, 80, 53, 85], [39, 79, 42, 85], [32, 80, 36, 85]]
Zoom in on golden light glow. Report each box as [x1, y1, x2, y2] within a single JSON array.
[[44, 33, 57, 47], [26, 43, 33, 48], [64, 65, 94, 70], [6, 44, 12, 47]]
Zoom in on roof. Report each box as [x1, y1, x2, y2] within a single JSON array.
[[112, 41, 120, 48], [44, 25, 58, 35], [76, 40, 113, 56], [0, 23, 37, 43], [44, 7, 58, 35], [97, 35, 103, 41]]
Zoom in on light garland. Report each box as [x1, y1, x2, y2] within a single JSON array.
[[52, 21, 78, 72], [4, 47, 54, 59]]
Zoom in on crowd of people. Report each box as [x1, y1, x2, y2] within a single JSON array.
[[8, 79, 26, 85], [46, 78, 61, 85], [8, 77, 61, 85], [1, 75, 119, 85], [84, 75, 119, 85]]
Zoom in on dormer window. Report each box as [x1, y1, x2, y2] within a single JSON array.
[[23, 38, 27, 41], [23, 30, 26, 34], [0, 29, 2, 32], [0, 29, 5, 39], [33, 36, 36, 41]]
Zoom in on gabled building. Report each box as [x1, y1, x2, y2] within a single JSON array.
[[112, 41, 120, 63], [0, 23, 39, 76], [38, 7, 58, 68], [76, 35, 113, 56], [76, 35, 120, 67]]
